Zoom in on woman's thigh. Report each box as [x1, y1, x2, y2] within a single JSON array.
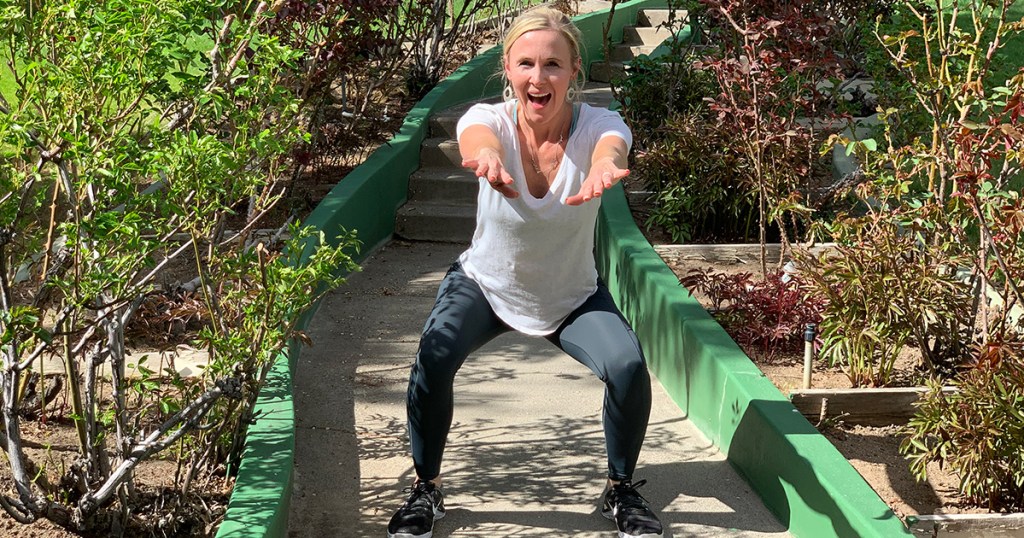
[[548, 283, 646, 381], [416, 263, 509, 376]]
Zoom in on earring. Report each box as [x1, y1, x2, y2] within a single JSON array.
[[503, 83, 515, 102], [567, 75, 585, 102]]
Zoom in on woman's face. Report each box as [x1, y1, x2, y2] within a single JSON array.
[[504, 29, 579, 125]]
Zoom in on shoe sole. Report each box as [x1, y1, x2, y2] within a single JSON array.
[[602, 506, 663, 538], [386, 509, 446, 538]]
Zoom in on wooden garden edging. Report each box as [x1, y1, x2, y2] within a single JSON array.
[[789, 387, 958, 427]]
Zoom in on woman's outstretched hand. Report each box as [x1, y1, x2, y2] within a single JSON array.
[[565, 157, 629, 206], [462, 148, 519, 199]]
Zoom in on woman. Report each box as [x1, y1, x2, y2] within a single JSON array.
[[386, 7, 663, 538]]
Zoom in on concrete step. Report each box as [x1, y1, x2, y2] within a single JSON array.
[[420, 137, 463, 167], [429, 97, 501, 138], [430, 107, 471, 139], [577, 82, 615, 108], [639, 8, 687, 29], [408, 167, 480, 204], [609, 44, 659, 62], [588, 10, 679, 83], [622, 25, 673, 46], [589, 61, 627, 83], [395, 202, 476, 243]]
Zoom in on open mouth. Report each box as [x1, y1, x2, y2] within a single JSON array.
[[527, 92, 552, 107]]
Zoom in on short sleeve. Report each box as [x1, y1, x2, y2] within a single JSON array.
[[456, 103, 505, 140], [587, 107, 632, 151]]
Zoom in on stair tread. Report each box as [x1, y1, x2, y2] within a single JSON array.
[[398, 202, 477, 214], [412, 167, 478, 179]]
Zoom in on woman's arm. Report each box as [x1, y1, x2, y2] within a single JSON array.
[[565, 134, 630, 206], [459, 124, 519, 199]]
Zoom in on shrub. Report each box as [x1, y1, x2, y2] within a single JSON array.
[[615, 48, 717, 151], [805, 0, 1024, 384], [901, 338, 1024, 511], [797, 207, 974, 386], [0, 1, 358, 533], [634, 110, 761, 243], [681, 268, 826, 361], [612, 5, 762, 244], [802, 0, 1023, 510]]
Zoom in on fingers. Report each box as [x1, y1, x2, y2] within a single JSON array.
[[607, 168, 630, 186], [462, 155, 513, 185], [485, 177, 518, 198], [566, 168, 630, 206], [462, 157, 520, 198], [493, 183, 520, 199], [565, 181, 599, 205], [564, 194, 587, 206]]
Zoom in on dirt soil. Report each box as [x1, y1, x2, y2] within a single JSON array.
[[0, 412, 230, 538], [627, 195, 992, 521]]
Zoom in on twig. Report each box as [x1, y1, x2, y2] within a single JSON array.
[[0, 492, 34, 523], [78, 377, 241, 513]]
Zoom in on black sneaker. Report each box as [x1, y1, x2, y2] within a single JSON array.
[[601, 479, 664, 538], [386, 481, 446, 538]]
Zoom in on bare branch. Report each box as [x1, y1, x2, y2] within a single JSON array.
[[218, 184, 287, 247], [0, 492, 34, 524], [78, 377, 242, 513]]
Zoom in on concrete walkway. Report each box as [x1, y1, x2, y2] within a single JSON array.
[[288, 240, 790, 537]]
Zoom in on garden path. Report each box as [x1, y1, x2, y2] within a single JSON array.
[[286, 240, 791, 537]]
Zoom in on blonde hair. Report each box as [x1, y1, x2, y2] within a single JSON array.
[[502, 6, 585, 101]]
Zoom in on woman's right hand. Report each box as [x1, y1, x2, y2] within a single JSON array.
[[462, 148, 519, 199]]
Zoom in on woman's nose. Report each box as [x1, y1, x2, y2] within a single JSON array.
[[528, 66, 542, 83]]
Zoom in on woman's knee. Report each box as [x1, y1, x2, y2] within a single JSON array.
[[413, 329, 464, 384], [599, 342, 649, 387]]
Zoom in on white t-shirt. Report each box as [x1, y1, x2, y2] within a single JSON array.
[[455, 100, 632, 335]]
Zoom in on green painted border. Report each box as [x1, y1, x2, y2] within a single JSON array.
[[214, 3, 662, 536], [594, 186, 912, 537]]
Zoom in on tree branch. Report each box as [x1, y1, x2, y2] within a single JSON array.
[[78, 377, 241, 513]]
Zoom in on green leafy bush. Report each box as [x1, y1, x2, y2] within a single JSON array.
[[800, 0, 1023, 510], [901, 341, 1024, 511], [806, 0, 1024, 381], [634, 111, 759, 243], [615, 50, 716, 150], [797, 205, 974, 386], [613, 14, 762, 244], [0, 1, 358, 533]]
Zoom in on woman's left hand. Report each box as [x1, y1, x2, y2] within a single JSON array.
[[565, 157, 630, 206]]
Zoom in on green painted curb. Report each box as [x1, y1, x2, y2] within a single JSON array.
[[215, 3, 663, 536], [594, 184, 913, 537]]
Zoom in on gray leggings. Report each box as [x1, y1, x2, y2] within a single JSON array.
[[407, 262, 652, 482]]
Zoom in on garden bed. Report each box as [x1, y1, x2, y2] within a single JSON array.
[[0, 380, 231, 538], [645, 239, 1018, 531]]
